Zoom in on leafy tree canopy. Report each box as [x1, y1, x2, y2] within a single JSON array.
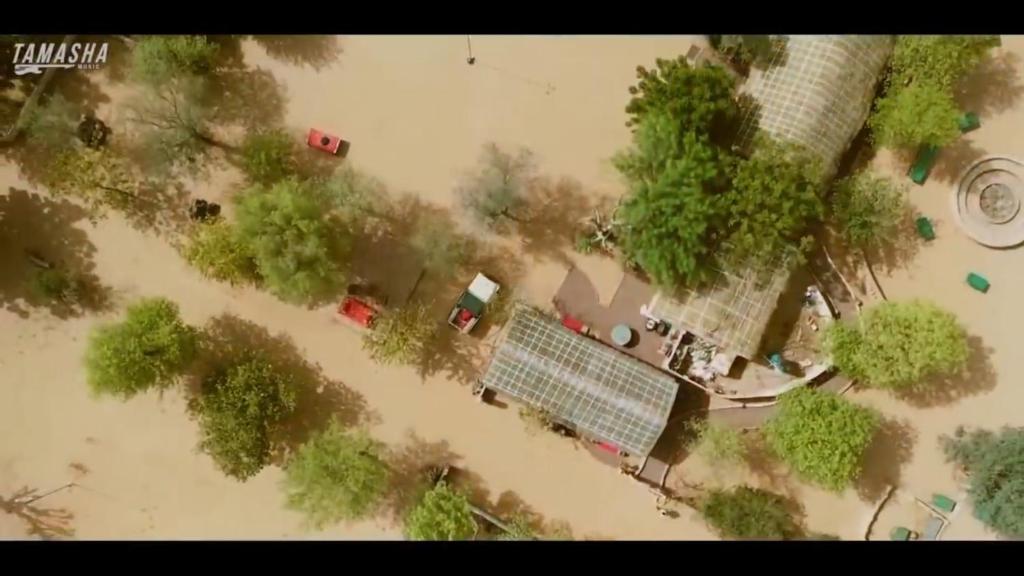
[[235, 177, 346, 304], [720, 137, 824, 267], [625, 55, 739, 141], [362, 302, 438, 366], [44, 148, 139, 213], [690, 420, 747, 468], [830, 172, 908, 250], [84, 297, 197, 398], [889, 35, 1001, 91], [701, 486, 803, 539], [239, 128, 296, 184], [128, 75, 218, 178], [185, 218, 260, 286], [283, 419, 391, 528], [614, 111, 730, 288], [869, 81, 961, 150], [941, 426, 1024, 538], [192, 354, 298, 481], [131, 35, 220, 86], [713, 35, 780, 70], [824, 300, 969, 391], [404, 482, 478, 541], [764, 387, 880, 491], [410, 213, 470, 274], [23, 93, 80, 154]]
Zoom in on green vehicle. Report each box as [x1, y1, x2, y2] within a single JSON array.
[[910, 145, 940, 185]]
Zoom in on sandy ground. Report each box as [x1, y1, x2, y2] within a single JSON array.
[[1, 36, 719, 540], [3, 34, 1022, 541]]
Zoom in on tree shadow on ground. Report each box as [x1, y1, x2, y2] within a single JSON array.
[[756, 265, 813, 360], [192, 314, 376, 463], [929, 137, 988, 184], [489, 490, 574, 540], [517, 175, 597, 266], [52, 68, 111, 114], [0, 187, 111, 319], [856, 418, 917, 503], [252, 36, 342, 70], [416, 241, 526, 387], [0, 486, 76, 540], [117, 178, 192, 238], [383, 432, 463, 522], [742, 434, 793, 496], [209, 67, 287, 132], [956, 51, 1023, 118], [895, 335, 997, 408]]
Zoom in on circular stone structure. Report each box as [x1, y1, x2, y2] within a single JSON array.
[[953, 156, 1024, 247]]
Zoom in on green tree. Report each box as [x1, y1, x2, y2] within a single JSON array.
[[362, 302, 438, 366], [714, 35, 780, 70], [235, 177, 346, 304], [192, 354, 298, 481], [496, 514, 537, 541], [184, 219, 260, 286], [701, 486, 803, 540], [824, 300, 969, 392], [84, 297, 197, 398], [44, 148, 140, 213], [239, 128, 296, 184], [22, 93, 80, 154], [409, 213, 470, 274], [721, 137, 824, 266], [831, 172, 908, 250], [625, 55, 738, 140], [518, 404, 557, 436], [130, 35, 219, 86], [690, 420, 747, 468], [283, 419, 390, 528], [889, 35, 1001, 91], [763, 387, 880, 491], [614, 111, 731, 288], [869, 82, 961, 150], [455, 143, 534, 232], [404, 482, 478, 541], [941, 426, 1024, 538]]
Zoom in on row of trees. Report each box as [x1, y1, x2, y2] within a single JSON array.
[[612, 56, 828, 289], [869, 36, 1000, 150], [79, 296, 487, 538]]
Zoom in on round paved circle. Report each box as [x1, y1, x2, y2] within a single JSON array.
[[953, 156, 1024, 248]]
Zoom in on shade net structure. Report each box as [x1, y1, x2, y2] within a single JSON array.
[[647, 257, 790, 361], [738, 35, 893, 178], [481, 305, 679, 456]]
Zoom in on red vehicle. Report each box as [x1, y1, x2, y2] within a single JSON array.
[[307, 128, 344, 155], [338, 296, 378, 328]]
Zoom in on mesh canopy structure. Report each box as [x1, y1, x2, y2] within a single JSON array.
[[647, 259, 790, 360], [739, 35, 893, 177], [481, 306, 679, 456]]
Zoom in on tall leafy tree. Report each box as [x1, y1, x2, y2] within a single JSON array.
[[22, 93, 80, 154], [184, 219, 260, 286], [127, 75, 220, 177], [84, 297, 197, 398], [869, 82, 961, 150], [941, 426, 1024, 538], [888, 35, 1001, 91], [362, 302, 438, 366], [690, 420, 747, 469], [404, 482, 478, 541], [830, 172, 907, 250], [614, 110, 730, 288], [192, 354, 298, 481], [235, 177, 347, 304], [763, 388, 880, 491], [824, 300, 969, 392], [130, 35, 220, 86], [624, 55, 738, 141], [409, 213, 470, 274], [701, 486, 803, 539], [721, 137, 825, 267], [239, 128, 296, 184], [44, 148, 141, 213], [283, 419, 391, 528]]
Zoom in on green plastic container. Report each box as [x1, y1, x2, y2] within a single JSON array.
[[932, 494, 957, 514], [910, 145, 940, 185], [967, 272, 990, 293], [890, 526, 912, 541], [958, 112, 981, 133], [915, 216, 936, 241]]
